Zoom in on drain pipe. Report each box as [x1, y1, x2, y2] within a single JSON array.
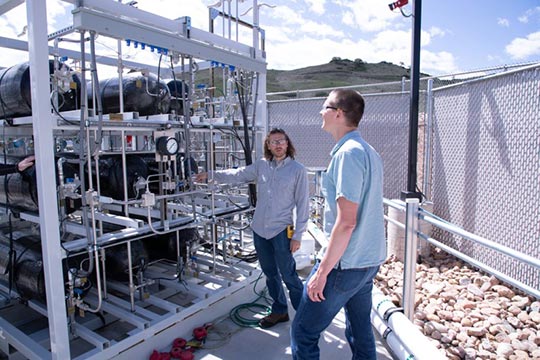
[[372, 286, 445, 360], [371, 307, 410, 359]]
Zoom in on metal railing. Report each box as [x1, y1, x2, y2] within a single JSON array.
[[384, 198, 540, 321]]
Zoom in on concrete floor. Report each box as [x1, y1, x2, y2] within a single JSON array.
[[191, 262, 396, 360], [194, 304, 396, 360]]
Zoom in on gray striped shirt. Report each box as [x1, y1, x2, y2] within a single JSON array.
[[210, 157, 309, 241]]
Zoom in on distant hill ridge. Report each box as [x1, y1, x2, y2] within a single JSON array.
[[266, 58, 422, 94]]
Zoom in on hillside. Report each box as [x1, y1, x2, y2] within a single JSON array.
[[197, 57, 442, 100], [194, 58, 434, 98], [267, 58, 414, 93]]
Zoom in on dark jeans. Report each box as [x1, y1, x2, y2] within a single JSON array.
[[253, 229, 303, 314], [291, 262, 380, 360]]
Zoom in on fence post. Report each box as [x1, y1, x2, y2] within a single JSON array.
[[422, 78, 434, 200], [403, 197, 419, 321]]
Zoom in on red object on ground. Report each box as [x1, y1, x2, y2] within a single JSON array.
[[172, 338, 187, 349], [150, 350, 171, 360], [178, 350, 194, 360], [192, 326, 207, 340], [170, 347, 184, 359]]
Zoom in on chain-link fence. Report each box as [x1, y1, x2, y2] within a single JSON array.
[[268, 92, 410, 200], [429, 64, 540, 291], [267, 62, 540, 294]]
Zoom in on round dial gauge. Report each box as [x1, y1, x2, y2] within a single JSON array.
[[156, 136, 179, 156]]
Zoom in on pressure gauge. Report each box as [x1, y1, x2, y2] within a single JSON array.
[[156, 136, 179, 156]]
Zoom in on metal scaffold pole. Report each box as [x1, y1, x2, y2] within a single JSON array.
[[26, 0, 71, 358]]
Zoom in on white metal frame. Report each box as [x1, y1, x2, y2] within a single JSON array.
[[0, 1, 268, 358]]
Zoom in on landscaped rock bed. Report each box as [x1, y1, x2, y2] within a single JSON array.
[[374, 249, 540, 359]]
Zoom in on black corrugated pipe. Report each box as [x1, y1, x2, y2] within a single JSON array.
[[236, 74, 257, 206]]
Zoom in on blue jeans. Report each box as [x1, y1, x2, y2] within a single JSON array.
[[291, 262, 380, 360], [253, 229, 303, 314]]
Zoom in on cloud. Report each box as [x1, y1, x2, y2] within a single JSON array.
[[505, 31, 540, 60], [305, 0, 326, 15], [261, 4, 304, 25], [427, 27, 446, 38], [518, 6, 540, 24], [342, 11, 355, 27], [338, 0, 397, 32], [0, 0, 71, 39], [421, 51, 459, 75], [261, 5, 343, 38], [300, 21, 345, 38], [497, 18, 510, 27], [263, 25, 459, 75]]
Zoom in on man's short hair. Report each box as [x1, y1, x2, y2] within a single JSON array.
[[330, 89, 365, 127]]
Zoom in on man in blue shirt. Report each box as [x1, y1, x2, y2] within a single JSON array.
[[291, 89, 386, 359], [195, 128, 309, 328]]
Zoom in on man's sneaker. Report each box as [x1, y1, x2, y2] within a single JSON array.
[[258, 313, 289, 329]]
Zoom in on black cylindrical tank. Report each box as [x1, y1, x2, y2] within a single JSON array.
[[0, 60, 81, 120], [0, 157, 39, 212], [90, 72, 171, 116], [166, 79, 189, 114], [0, 227, 46, 301], [0, 154, 151, 213], [144, 228, 200, 262], [105, 240, 149, 282], [98, 155, 149, 200]]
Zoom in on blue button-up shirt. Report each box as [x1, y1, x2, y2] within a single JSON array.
[[210, 157, 309, 241], [320, 130, 386, 269]]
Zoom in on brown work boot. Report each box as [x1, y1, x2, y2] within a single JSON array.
[[258, 313, 289, 328]]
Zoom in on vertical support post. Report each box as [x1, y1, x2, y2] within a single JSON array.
[[402, 0, 422, 200], [403, 197, 419, 321], [422, 78, 434, 200], [117, 0, 124, 113], [26, 0, 71, 358], [252, 0, 259, 51]]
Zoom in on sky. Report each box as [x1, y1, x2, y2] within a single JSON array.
[[0, 0, 539, 76]]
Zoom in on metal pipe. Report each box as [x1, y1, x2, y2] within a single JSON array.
[[127, 240, 135, 311], [235, 0, 239, 42], [77, 31, 96, 278], [209, 125, 217, 274], [419, 208, 540, 270], [422, 78, 434, 200], [385, 196, 540, 305], [89, 31, 103, 154], [252, 0, 259, 51], [56, 157, 67, 234], [117, 0, 124, 113], [404, 0, 422, 197], [417, 232, 540, 299], [100, 247, 108, 298], [402, 198, 419, 320], [121, 129, 129, 217]]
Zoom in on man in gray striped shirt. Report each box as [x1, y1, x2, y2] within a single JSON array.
[[196, 128, 309, 328]]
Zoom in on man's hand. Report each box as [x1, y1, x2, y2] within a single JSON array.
[[290, 239, 301, 253], [193, 172, 208, 183], [17, 155, 35, 172], [307, 270, 327, 302]]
